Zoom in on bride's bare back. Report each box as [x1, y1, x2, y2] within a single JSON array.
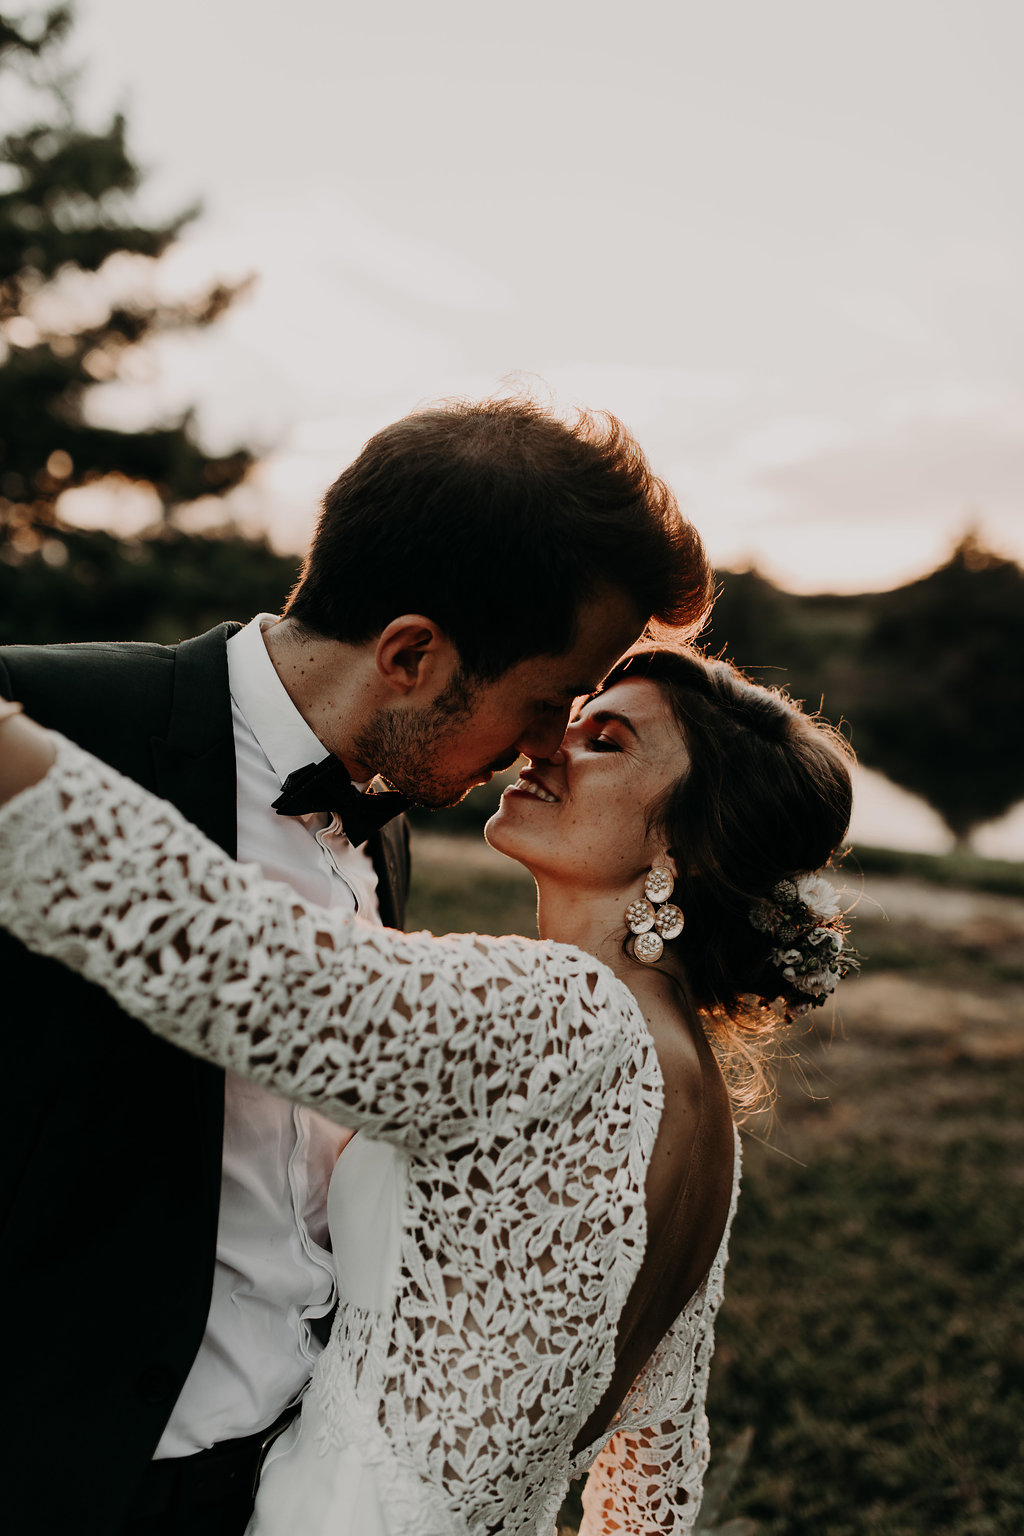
[[576, 996, 736, 1453]]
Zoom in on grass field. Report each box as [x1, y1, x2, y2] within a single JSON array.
[[407, 833, 1024, 1536]]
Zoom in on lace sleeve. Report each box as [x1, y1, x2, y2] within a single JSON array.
[[0, 735, 638, 1150], [579, 1417, 710, 1535]]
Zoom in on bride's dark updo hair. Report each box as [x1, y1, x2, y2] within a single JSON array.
[[602, 645, 855, 1104]]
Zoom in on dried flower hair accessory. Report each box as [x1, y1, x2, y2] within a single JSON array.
[[749, 873, 854, 1015]]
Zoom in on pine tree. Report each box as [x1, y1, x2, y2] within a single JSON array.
[[0, 5, 253, 548]]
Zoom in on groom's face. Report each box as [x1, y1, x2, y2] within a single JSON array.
[[362, 588, 645, 807]]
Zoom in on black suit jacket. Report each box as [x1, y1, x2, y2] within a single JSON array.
[[0, 624, 411, 1534]]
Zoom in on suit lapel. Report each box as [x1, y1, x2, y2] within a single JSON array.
[[150, 623, 242, 857], [150, 620, 412, 925], [369, 817, 411, 930]]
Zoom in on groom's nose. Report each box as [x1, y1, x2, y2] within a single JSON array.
[[515, 707, 572, 762], [528, 747, 566, 769]]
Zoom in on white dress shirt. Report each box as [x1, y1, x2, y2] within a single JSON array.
[[155, 614, 382, 1457]]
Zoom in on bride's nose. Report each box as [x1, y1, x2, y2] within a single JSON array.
[[528, 747, 566, 768]]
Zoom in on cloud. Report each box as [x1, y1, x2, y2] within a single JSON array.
[[758, 407, 1024, 532]]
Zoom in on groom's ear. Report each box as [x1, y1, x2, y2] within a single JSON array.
[[374, 616, 456, 697]]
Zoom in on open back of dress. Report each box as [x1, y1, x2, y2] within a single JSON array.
[[574, 1024, 736, 1456]]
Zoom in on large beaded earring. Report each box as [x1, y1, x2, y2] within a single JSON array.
[[624, 866, 685, 965]]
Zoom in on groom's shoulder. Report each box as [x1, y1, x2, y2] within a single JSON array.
[[0, 623, 239, 731], [1, 634, 174, 676], [0, 635, 171, 707]]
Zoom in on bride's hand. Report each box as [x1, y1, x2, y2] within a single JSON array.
[[0, 703, 57, 807]]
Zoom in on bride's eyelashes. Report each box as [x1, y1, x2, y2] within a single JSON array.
[[582, 734, 621, 753]]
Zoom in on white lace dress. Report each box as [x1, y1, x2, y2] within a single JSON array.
[[0, 736, 740, 1536]]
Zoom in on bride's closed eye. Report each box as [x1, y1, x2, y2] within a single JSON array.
[[582, 734, 621, 753]]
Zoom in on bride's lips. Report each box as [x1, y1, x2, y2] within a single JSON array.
[[503, 768, 561, 804]]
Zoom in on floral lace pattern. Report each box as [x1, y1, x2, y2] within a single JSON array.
[[0, 736, 740, 1535], [574, 1166, 739, 1533]]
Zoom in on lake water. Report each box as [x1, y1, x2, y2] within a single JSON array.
[[849, 763, 1024, 861]]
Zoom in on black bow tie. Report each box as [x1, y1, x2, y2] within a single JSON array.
[[272, 757, 409, 847]]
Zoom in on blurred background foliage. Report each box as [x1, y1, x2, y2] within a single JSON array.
[[0, 6, 252, 545], [700, 536, 1024, 850]]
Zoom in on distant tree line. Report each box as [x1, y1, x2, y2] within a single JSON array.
[[2, 523, 1022, 849], [699, 534, 1024, 849]]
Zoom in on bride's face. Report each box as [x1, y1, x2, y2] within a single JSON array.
[[485, 678, 689, 892]]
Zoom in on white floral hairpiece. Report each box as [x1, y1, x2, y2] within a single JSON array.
[[749, 873, 853, 1015]]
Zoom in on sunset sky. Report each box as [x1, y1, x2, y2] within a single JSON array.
[[28, 0, 1020, 597]]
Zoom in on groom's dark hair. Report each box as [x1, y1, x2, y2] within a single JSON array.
[[284, 395, 711, 679]]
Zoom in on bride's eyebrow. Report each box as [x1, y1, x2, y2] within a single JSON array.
[[585, 708, 638, 738]]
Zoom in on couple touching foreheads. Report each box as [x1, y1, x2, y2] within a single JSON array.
[[0, 397, 854, 1536]]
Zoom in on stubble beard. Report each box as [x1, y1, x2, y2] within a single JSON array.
[[351, 667, 484, 808]]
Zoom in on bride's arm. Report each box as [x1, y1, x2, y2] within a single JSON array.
[[0, 718, 633, 1150], [0, 705, 56, 799], [579, 1416, 711, 1535]]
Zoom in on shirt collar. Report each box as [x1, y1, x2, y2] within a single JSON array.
[[227, 615, 329, 787]]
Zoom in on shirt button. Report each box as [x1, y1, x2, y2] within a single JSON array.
[[136, 1365, 177, 1404]]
